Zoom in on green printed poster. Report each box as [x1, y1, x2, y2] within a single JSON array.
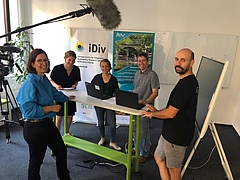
[[112, 31, 155, 91]]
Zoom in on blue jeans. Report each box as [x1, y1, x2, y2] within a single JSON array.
[[94, 107, 116, 142], [134, 116, 150, 157], [23, 120, 71, 180]]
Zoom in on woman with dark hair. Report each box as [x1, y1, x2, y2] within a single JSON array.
[[91, 59, 121, 151], [17, 48, 73, 180]]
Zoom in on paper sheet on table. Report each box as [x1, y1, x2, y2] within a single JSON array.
[[61, 87, 75, 90]]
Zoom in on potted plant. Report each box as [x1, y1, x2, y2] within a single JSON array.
[[9, 27, 34, 84]]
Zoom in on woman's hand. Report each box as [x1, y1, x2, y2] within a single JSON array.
[[71, 85, 76, 89], [68, 95, 75, 99], [51, 105, 62, 112], [56, 85, 62, 90], [43, 105, 62, 113]]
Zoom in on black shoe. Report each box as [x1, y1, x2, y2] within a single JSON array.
[[139, 156, 147, 163], [125, 141, 135, 154]]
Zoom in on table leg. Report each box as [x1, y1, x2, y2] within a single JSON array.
[[126, 114, 140, 180], [64, 101, 68, 135], [126, 114, 134, 180], [135, 115, 140, 172]]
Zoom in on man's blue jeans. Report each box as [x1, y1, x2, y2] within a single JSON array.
[[134, 116, 150, 157]]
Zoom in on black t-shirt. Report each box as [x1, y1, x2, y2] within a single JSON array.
[[50, 64, 81, 88], [162, 75, 199, 146], [91, 73, 119, 97]]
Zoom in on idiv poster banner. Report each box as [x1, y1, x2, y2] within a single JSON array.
[[70, 28, 109, 124], [112, 31, 155, 92]]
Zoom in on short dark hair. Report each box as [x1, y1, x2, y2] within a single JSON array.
[[64, 50, 76, 59], [137, 52, 149, 61], [27, 48, 49, 74], [190, 51, 195, 60]]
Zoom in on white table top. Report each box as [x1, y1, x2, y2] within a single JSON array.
[[61, 90, 145, 116]]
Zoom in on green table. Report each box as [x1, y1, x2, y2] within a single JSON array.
[[61, 90, 143, 180]]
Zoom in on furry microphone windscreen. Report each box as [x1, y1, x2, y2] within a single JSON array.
[[86, 0, 122, 30]]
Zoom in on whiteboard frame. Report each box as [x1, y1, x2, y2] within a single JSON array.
[[181, 61, 233, 179]]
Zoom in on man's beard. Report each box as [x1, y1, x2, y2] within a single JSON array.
[[175, 65, 190, 75]]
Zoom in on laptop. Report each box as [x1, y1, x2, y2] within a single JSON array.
[[85, 82, 111, 100], [115, 90, 145, 110]]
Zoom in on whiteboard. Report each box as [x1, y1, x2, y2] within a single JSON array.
[[153, 32, 238, 88], [195, 56, 224, 136]]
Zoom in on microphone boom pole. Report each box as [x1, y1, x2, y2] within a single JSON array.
[[0, 6, 93, 39]]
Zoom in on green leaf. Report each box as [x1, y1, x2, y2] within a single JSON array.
[[9, 25, 33, 84]]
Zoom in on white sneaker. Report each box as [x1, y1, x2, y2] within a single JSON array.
[[98, 138, 105, 145], [109, 142, 122, 151]]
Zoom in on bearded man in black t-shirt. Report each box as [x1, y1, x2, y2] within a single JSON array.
[[143, 48, 199, 180]]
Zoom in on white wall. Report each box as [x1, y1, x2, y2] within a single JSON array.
[[19, 0, 240, 134]]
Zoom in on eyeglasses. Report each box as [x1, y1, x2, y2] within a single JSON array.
[[35, 59, 49, 64]]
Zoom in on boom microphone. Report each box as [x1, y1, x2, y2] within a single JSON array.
[[86, 0, 121, 30]]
